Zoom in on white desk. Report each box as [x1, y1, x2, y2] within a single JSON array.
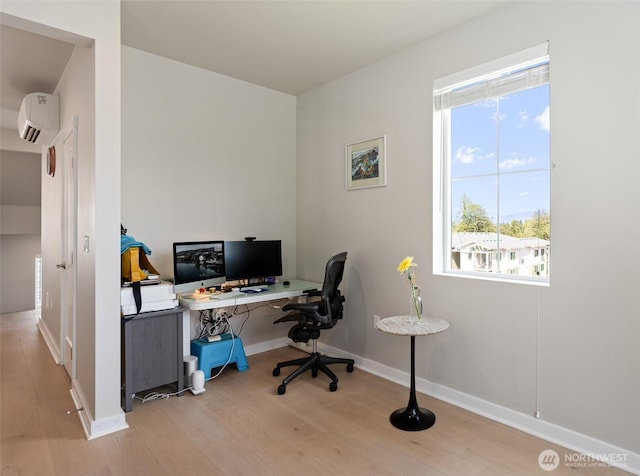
[[376, 315, 449, 431], [178, 279, 321, 355], [178, 279, 321, 311]]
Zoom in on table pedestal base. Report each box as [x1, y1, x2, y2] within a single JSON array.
[[391, 335, 436, 431], [376, 317, 450, 432], [390, 405, 435, 431]]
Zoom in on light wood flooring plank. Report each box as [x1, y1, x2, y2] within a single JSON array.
[[0, 311, 632, 476], [1, 429, 56, 475]]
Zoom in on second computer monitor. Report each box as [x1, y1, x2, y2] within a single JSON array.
[[224, 240, 282, 281]]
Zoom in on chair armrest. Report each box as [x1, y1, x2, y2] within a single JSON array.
[[283, 299, 334, 326]]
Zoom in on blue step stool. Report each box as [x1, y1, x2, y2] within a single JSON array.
[[190, 334, 249, 378]]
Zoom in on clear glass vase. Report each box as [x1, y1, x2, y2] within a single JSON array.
[[409, 286, 423, 322]]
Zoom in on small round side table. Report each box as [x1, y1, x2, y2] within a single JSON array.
[[376, 315, 449, 431]]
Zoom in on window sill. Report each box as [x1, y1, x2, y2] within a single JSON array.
[[435, 270, 550, 287]]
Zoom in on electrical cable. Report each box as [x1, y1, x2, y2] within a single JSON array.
[[135, 385, 192, 404], [196, 308, 231, 340], [232, 298, 289, 336], [205, 314, 235, 381], [235, 305, 251, 336], [136, 300, 288, 404]]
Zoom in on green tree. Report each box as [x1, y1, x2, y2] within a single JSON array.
[[453, 194, 496, 233], [501, 219, 525, 237], [523, 209, 550, 240], [454, 196, 550, 240]]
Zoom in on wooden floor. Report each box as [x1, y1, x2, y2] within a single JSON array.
[[1, 310, 631, 476]]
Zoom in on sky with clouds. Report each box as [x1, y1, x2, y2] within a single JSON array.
[[450, 84, 550, 225]]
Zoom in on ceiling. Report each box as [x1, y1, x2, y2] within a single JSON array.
[[1, 0, 507, 130], [120, 1, 506, 96], [0, 24, 74, 130]]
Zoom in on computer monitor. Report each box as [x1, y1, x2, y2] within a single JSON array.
[[224, 240, 282, 282], [172, 241, 225, 294]]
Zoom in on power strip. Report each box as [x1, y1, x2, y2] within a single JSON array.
[[206, 333, 233, 343]]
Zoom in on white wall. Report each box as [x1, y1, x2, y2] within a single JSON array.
[[0, 148, 41, 312], [121, 47, 297, 346], [1, 205, 40, 234], [0, 1, 123, 438], [53, 40, 97, 414], [0, 235, 39, 312], [297, 0, 639, 461]]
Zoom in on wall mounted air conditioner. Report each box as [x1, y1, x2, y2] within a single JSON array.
[[17, 93, 59, 144]]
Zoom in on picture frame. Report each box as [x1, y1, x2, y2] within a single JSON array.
[[345, 135, 387, 190]]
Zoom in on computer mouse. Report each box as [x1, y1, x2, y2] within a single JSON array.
[[283, 280, 290, 286]]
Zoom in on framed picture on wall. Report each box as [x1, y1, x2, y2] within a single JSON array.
[[345, 135, 387, 190]]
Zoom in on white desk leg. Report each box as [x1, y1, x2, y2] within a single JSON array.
[[182, 309, 191, 357]]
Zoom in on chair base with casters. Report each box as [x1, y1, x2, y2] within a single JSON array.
[[272, 326, 354, 395]]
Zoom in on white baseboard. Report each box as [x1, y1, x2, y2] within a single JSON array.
[[243, 336, 291, 356], [37, 319, 61, 364], [70, 381, 128, 440], [38, 319, 128, 439], [315, 342, 639, 475]]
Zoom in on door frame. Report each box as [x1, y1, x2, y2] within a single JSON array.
[[60, 116, 78, 378]]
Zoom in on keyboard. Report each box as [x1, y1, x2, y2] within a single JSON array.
[[240, 285, 266, 292]]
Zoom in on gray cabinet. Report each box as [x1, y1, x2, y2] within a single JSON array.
[[121, 307, 185, 412]]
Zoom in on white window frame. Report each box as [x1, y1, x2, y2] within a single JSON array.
[[433, 43, 550, 286]]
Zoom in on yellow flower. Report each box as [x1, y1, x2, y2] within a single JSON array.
[[397, 256, 417, 274], [397, 256, 422, 320]]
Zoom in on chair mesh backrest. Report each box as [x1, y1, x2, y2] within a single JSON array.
[[320, 252, 347, 318]]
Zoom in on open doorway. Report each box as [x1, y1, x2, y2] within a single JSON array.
[[0, 20, 79, 380]]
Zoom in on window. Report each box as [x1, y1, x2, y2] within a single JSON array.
[[434, 43, 550, 284]]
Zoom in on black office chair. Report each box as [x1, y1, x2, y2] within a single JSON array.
[[272, 251, 354, 395]]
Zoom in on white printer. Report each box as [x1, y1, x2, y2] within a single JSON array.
[[120, 281, 178, 316]]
